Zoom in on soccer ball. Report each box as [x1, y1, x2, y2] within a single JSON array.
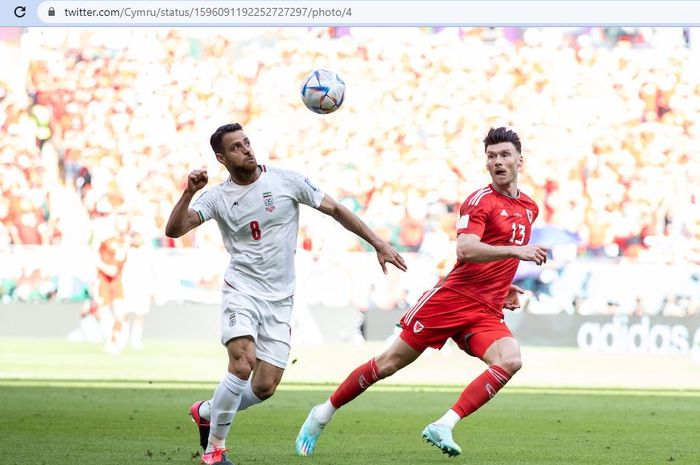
[[300, 69, 345, 114]]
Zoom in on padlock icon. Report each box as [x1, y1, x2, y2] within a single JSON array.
[[48, 7, 55, 17]]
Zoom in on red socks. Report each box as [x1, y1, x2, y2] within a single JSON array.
[[452, 365, 511, 418], [328, 360, 511, 417], [330, 358, 382, 408]]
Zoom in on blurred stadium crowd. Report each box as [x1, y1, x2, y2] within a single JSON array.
[[1, 26, 699, 317]]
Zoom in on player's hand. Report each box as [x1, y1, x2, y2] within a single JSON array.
[[186, 169, 208, 194], [374, 242, 408, 275], [504, 284, 525, 310], [515, 244, 548, 265]]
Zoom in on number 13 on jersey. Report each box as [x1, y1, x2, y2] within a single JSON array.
[[510, 222, 525, 245]]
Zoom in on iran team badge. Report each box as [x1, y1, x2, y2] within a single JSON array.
[[263, 192, 275, 212]]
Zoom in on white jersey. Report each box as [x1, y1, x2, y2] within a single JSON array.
[[191, 165, 324, 300]]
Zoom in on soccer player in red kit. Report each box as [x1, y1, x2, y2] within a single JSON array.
[[295, 127, 549, 457]]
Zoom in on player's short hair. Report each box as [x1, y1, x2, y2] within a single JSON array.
[[483, 127, 521, 154], [210, 123, 244, 153]]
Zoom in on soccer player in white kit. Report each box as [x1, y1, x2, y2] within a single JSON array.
[[165, 123, 407, 465]]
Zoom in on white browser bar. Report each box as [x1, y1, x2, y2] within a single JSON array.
[[36, 1, 700, 25]]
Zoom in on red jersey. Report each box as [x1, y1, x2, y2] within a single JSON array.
[[97, 237, 126, 282], [441, 184, 539, 313]]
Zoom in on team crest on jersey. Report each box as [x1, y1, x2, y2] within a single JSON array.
[[413, 321, 424, 333], [526, 209, 533, 224], [263, 191, 275, 212]]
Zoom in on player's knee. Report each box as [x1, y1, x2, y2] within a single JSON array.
[[498, 356, 522, 375], [377, 364, 395, 378], [375, 355, 400, 378]]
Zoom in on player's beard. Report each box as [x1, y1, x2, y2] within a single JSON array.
[[242, 157, 258, 172], [227, 156, 259, 183], [234, 155, 257, 173]]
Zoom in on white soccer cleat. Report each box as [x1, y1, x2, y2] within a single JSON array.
[[422, 423, 462, 457], [295, 406, 325, 456]]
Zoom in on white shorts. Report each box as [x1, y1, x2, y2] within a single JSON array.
[[221, 285, 294, 369]]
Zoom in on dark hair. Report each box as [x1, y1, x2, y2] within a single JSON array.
[[210, 123, 243, 153], [483, 127, 521, 154]]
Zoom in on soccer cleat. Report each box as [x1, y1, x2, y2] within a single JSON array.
[[190, 400, 210, 451], [295, 406, 325, 456], [200, 447, 234, 465], [421, 423, 462, 457]]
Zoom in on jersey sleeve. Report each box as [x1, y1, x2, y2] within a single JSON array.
[[285, 170, 324, 208], [190, 188, 218, 223], [456, 198, 490, 238]]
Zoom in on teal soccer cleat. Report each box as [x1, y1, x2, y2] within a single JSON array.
[[421, 423, 462, 457], [295, 406, 325, 456]]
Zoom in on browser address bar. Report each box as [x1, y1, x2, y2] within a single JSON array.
[[36, 1, 700, 25]]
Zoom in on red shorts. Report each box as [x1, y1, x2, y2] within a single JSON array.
[[399, 287, 512, 359], [97, 277, 123, 306]]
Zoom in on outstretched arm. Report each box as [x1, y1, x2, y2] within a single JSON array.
[[165, 169, 208, 238], [456, 233, 548, 265], [316, 194, 407, 274]]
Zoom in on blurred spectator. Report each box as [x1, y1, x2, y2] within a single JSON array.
[[95, 213, 129, 354], [121, 230, 155, 349], [1, 26, 699, 318]]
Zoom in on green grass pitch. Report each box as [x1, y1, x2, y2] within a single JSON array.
[[1, 338, 699, 464], [2, 380, 699, 465]]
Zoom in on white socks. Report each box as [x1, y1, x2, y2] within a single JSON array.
[[238, 380, 263, 411], [200, 380, 263, 424], [313, 399, 337, 425], [198, 400, 212, 420], [434, 409, 460, 429], [130, 323, 144, 348], [207, 373, 247, 452]]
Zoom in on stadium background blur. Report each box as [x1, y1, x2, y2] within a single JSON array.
[[1, 26, 699, 381]]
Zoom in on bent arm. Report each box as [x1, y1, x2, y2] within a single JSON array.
[[456, 233, 548, 265], [456, 233, 517, 263], [165, 191, 202, 238], [97, 259, 119, 277]]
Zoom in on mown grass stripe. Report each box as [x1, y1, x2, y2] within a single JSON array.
[[1, 378, 699, 397]]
